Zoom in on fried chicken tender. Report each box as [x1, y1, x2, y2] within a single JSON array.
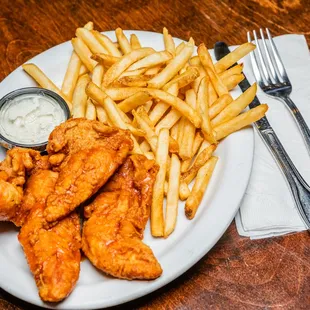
[[44, 118, 133, 223], [82, 155, 162, 280], [18, 169, 81, 302], [0, 148, 42, 224]]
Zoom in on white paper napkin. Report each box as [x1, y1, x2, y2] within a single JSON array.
[[235, 34, 310, 239]]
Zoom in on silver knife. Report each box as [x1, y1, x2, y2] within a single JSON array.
[[214, 41, 310, 229]]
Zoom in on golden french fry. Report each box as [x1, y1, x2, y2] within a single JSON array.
[[92, 64, 105, 86], [148, 83, 178, 125], [115, 28, 132, 54], [144, 151, 155, 160], [198, 43, 215, 72], [181, 144, 217, 185], [164, 154, 181, 237], [185, 156, 218, 219], [197, 76, 217, 143], [170, 120, 179, 141], [143, 100, 153, 112], [130, 34, 142, 49], [22, 63, 72, 111], [223, 74, 245, 90], [215, 43, 256, 73], [163, 27, 176, 57], [207, 80, 218, 106], [148, 41, 194, 89], [79, 64, 88, 76], [86, 82, 142, 154], [176, 42, 185, 55], [140, 140, 151, 152], [76, 28, 108, 54], [219, 63, 244, 80], [105, 87, 142, 100], [155, 109, 182, 133], [96, 106, 109, 124], [209, 94, 233, 119], [83, 21, 93, 31], [163, 66, 200, 91], [214, 104, 268, 140], [211, 83, 257, 127], [181, 131, 204, 173], [118, 74, 154, 87], [151, 128, 170, 237], [127, 51, 172, 71], [118, 91, 151, 113], [91, 53, 120, 66], [102, 48, 154, 86], [189, 55, 200, 66], [205, 66, 229, 97], [145, 66, 162, 75], [85, 98, 97, 120], [179, 181, 191, 201], [72, 74, 90, 118], [179, 89, 197, 159], [191, 64, 206, 94], [61, 52, 81, 101], [92, 31, 122, 57], [119, 68, 148, 77], [71, 37, 97, 72], [164, 180, 169, 197]]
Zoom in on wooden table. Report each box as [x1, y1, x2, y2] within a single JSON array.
[[0, 0, 309, 309]]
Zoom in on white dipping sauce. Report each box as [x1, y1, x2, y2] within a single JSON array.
[[0, 93, 66, 144]]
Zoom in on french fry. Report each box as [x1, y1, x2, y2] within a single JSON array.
[[185, 156, 218, 219], [61, 52, 81, 101], [179, 89, 197, 159], [79, 64, 88, 76], [176, 42, 185, 55], [207, 79, 218, 106], [197, 77, 217, 143], [164, 154, 181, 237], [86, 82, 142, 154], [148, 40, 194, 89], [214, 42, 256, 73], [102, 48, 154, 86], [71, 37, 97, 72], [130, 34, 142, 49], [148, 83, 178, 125], [83, 21, 93, 31], [191, 64, 206, 94], [127, 51, 172, 71], [140, 140, 151, 152], [144, 151, 155, 160], [211, 83, 257, 127], [209, 94, 233, 120], [76, 28, 108, 54], [119, 68, 148, 77], [179, 182, 191, 201], [164, 180, 169, 197], [85, 98, 97, 120], [198, 43, 215, 72], [223, 74, 245, 91], [181, 144, 217, 185], [155, 109, 182, 133], [92, 31, 122, 57], [219, 63, 244, 80], [170, 120, 179, 141], [115, 28, 132, 54], [213, 104, 268, 140], [144, 100, 153, 112], [145, 65, 162, 75], [72, 74, 90, 118], [181, 131, 204, 173], [105, 87, 142, 100], [118, 74, 154, 87], [163, 27, 176, 56], [151, 128, 170, 237], [118, 91, 151, 113], [22, 63, 72, 111], [163, 66, 200, 91], [96, 106, 109, 124], [205, 66, 229, 97], [91, 53, 120, 66]]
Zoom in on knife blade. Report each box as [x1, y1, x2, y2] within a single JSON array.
[[213, 41, 310, 229]]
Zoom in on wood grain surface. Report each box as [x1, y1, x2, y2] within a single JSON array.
[[0, 0, 310, 309]]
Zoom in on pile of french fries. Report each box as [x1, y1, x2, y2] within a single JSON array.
[[21, 22, 268, 238]]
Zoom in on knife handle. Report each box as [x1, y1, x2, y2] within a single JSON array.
[[259, 127, 310, 228]]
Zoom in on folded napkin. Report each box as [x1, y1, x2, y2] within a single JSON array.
[[235, 34, 310, 239]]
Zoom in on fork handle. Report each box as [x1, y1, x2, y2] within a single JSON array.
[[259, 127, 310, 228], [281, 95, 310, 154]]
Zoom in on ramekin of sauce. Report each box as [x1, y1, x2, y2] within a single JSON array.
[[0, 88, 70, 150]]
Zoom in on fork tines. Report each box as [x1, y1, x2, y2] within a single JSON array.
[[247, 28, 290, 88]]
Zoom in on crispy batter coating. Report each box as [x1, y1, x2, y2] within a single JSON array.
[[82, 155, 162, 280], [44, 118, 133, 223], [18, 170, 81, 302]]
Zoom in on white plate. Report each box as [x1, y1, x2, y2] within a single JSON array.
[[0, 31, 254, 309]]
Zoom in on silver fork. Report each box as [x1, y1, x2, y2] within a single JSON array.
[[248, 28, 310, 154]]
